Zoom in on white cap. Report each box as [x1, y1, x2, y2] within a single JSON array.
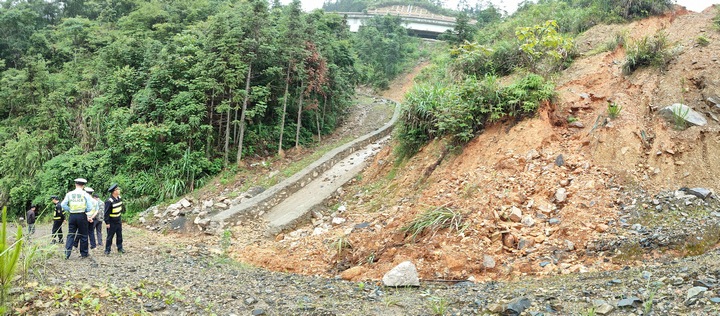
[[84, 187, 94, 193], [74, 178, 88, 184]]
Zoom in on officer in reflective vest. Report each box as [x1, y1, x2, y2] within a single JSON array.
[[50, 195, 65, 244], [61, 178, 94, 259], [104, 183, 125, 254]]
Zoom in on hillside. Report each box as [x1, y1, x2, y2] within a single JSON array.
[[223, 6, 720, 283], [11, 4, 720, 316]]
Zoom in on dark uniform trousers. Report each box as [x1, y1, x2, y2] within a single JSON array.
[[65, 213, 89, 258], [87, 221, 97, 248], [51, 219, 64, 243], [105, 218, 123, 252]]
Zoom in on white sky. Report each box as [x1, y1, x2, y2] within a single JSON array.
[[285, 0, 718, 15]]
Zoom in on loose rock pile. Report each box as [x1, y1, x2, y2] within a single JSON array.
[[138, 186, 265, 232]]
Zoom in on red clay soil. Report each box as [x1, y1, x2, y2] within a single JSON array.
[[228, 7, 720, 282]]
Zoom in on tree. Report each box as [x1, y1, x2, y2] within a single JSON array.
[[278, 0, 306, 154], [236, 0, 270, 163]]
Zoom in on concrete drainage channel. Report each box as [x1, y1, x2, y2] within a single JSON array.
[[209, 99, 401, 234]]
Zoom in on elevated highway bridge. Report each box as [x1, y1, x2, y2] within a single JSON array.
[[335, 5, 461, 39]]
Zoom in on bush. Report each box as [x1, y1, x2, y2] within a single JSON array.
[[622, 32, 674, 75], [397, 73, 554, 157]]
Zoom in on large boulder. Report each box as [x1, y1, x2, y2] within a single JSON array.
[[382, 261, 420, 287], [658, 103, 707, 128]]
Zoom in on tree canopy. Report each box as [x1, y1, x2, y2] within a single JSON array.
[[0, 0, 415, 216]]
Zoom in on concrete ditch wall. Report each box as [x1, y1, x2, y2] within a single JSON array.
[[210, 100, 401, 228]]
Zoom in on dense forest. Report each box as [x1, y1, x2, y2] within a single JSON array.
[[0, 0, 417, 216]]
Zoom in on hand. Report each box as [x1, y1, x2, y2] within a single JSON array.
[[106, 224, 110, 228], [88, 218, 93, 223]]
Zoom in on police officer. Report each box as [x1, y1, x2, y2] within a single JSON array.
[[104, 183, 125, 254], [84, 187, 99, 249], [61, 178, 94, 259], [50, 195, 65, 244]]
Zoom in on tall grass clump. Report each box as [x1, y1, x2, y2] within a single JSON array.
[[622, 32, 674, 75], [0, 207, 23, 314], [401, 206, 464, 241]]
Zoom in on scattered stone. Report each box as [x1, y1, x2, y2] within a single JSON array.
[[337, 204, 347, 212], [245, 186, 265, 198], [202, 200, 213, 210], [707, 96, 720, 109], [693, 279, 715, 288], [244, 297, 257, 305], [178, 198, 192, 208], [595, 223, 609, 233], [686, 286, 708, 300], [595, 303, 614, 315], [505, 297, 531, 316], [569, 121, 584, 128], [564, 240, 575, 251], [631, 223, 642, 232], [518, 237, 535, 250], [382, 261, 420, 287], [642, 271, 652, 279], [526, 149, 541, 160], [509, 207, 523, 223], [521, 215, 535, 227], [555, 188, 568, 203], [354, 222, 370, 229], [483, 255, 496, 269], [214, 202, 228, 209], [549, 218, 561, 225], [617, 296, 642, 308], [331, 217, 346, 225], [503, 234, 517, 248], [710, 297, 720, 304], [340, 266, 367, 280], [487, 303, 504, 313], [658, 103, 708, 127], [555, 154, 565, 167], [251, 309, 266, 316], [682, 187, 712, 200], [312, 226, 328, 236], [539, 261, 551, 268]]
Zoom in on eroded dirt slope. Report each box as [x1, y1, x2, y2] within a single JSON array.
[[224, 8, 720, 282]]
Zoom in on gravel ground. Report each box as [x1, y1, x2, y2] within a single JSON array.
[[10, 213, 720, 315]]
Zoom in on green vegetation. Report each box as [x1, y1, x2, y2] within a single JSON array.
[[672, 104, 690, 130], [607, 101, 622, 119], [427, 296, 449, 315], [401, 206, 464, 241], [397, 73, 554, 157], [331, 234, 352, 259], [354, 15, 419, 89], [0, 207, 22, 313], [682, 224, 720, 257], [590, 30, 628, 55], [0, 0, 414, 217], [622, 32, 675, 75], [696, 35, 710, 47]]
